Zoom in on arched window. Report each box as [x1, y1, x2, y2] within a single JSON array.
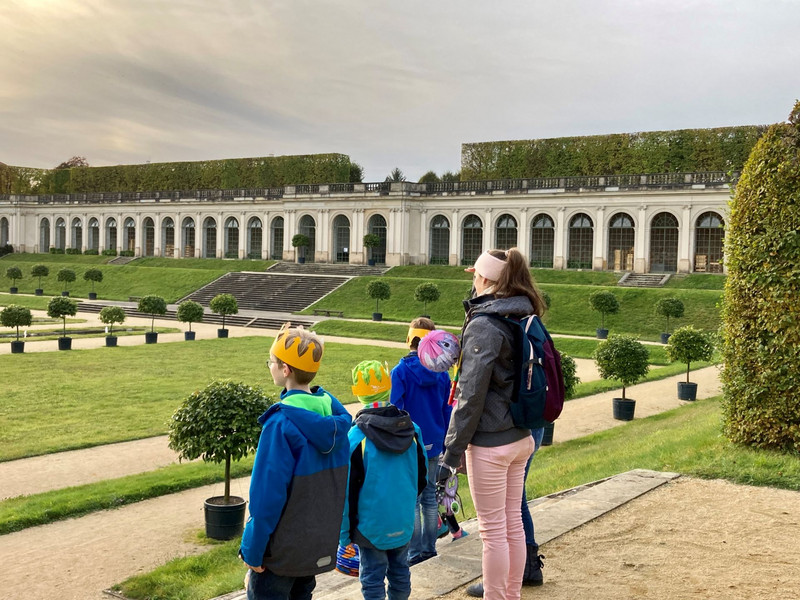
[[608, 212, 635, 271], [203, 217, 217, 259], [55, 218, 66, 250], [247, 217, 262, 259], [567, 213, 593, 269], [461, 214, 483, 266], [224, 217, 239, 258], [367, 214, 387, 264], [649, 212, 678, 273], [106, 218, 117, 252], [0, 217, 9, 246], [182, 217, 195, 258], [70, 217, 83, 251], [124, 217, 136, 253], [143, 217, 155, 257], [162, 217, 175, 258], [530, 214, 554, 268], [495, 214, 517, 250], [40, 218, 51, 252], [332, 214, 350, 263], [695, 212, 724, 273], [298, 215, 316, 263], [429, 215, 450, 265], [88, 218, 100, 252], [270, 217, 284, 260]]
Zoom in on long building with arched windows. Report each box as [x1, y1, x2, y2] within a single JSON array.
[[0, 171, 730, 273]]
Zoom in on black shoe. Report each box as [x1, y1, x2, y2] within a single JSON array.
[[523, 543, 545, 586], [408, 552, 436, 567], [466, 582, 484, 598]]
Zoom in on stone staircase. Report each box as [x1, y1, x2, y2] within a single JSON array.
[[108, 256, 136, 265], [617, 273, 670, 288], [268, 261, 388, 277]]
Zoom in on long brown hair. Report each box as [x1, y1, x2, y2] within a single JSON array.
[[487, 248, 547, 316]]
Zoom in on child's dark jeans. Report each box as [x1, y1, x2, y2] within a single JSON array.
[[246, 568, 315, 600], [359, 543, 411, 600]]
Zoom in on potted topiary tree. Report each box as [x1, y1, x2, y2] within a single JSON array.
[[210, 293, 238, 338], [367, 279, 391, 321], [6, 266, 22, 294], [1, 304, 32, 353], [589, 290, 619, 339], [177, 300, 204, 341], [47, 296, 78, 351], [57, 268, 76, 297], [99, 305, 126, 347], [291, 234, 310, 264], [168, 380, 273, 540], [137, 295, 167, 344], [655, 297, 684, 344], [83, 268, 103, 300], [540, 352, 581, 446], [31, 264, 49, 296], [666, 326, 715, 401], [414, 282, 440, 317], [593, 334, 650, 421], [363, 233, 381, 266]]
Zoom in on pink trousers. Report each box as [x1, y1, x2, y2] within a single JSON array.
[[466, 436, 535, 600]]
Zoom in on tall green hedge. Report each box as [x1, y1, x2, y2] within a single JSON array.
[[721, 102, 800, 453], [461, 125, 767, 180]]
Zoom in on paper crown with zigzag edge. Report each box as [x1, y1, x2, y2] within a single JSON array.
[[270, 323, 323, 373], [351, 361, 392, 398], [406, 327, 433, 347]]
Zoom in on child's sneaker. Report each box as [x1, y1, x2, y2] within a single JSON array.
[[437, 517, 449, 538], [451, 528, 469, 541]]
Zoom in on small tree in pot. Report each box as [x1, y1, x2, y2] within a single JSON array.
[[1, 304, 32, 353], [31, 264, 49, 296], [83, 268, 103, 300], [57, 268, 76, 297], [367, 279, 391, 321], [655, 297, 684, 344], [666, 326, 715, 401], [47, 296, 78, 351], [137, 295, 167, 344], [414, 282, 440, 316], [168, 380, 273, 540], [99, 305, 126, 347], [363, 233, 381, 266], [541, 352, 581, 446], [291, 234, 310, 264], [589, 290, 619, 339], [593, 335, 650, 421], [6, 266, 22, 294], [177, 300, 204, 341], [210, 293, 238, 338]]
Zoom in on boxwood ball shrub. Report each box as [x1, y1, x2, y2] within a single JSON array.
[[57, 268, 76, 292], [593, 334, 649, 400], [47, 296, 78, 338], [666, 326, 714, 383], [99, 305, 126, 336], [414, 282, 440, 313], [589, 290, 619, 329], [137, 295, 167, 333], [209, 293, 238, 329], [31, 264, 49, 288], [721, 100, 800, 452], [655, 297, 684, 333], [367, 279, 391, 313]]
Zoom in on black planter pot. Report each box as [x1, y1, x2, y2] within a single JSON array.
[[10, 341, 24, 354], [61, 291, 70, 297], [58, 337, 72, 351], [185, 331, 196, 341], [368, 259, 376, 266], [105, 336, 118, 347], [372, 312, 383, 322], [204, 496, 247, 540], [217, 328, 229, 338], [88, 292, 97, 300], [678, 381, 698, 401], [541, 422, 555, 447], [35, 289, 43, 296], [145, 332, 158, 344], [596, 328, 609, 340], [612, 397, 636, 421], [9, 287, 17, 294], [660, 332, 671, 344], [298, 256, 306, 264]]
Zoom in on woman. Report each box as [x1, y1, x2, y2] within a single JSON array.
[[440, 248, 547, 600]]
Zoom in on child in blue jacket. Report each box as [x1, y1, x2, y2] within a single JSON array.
[[240, 323, 352, 600], [340, 360, 427, 600]]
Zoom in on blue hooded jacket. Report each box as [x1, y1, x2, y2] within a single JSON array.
[[240, 386, 351, 576]]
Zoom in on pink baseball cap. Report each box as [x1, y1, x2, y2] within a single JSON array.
[[464, 251, 507, 281]]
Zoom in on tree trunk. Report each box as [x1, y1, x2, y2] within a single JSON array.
[[224, 454, 231, 503]]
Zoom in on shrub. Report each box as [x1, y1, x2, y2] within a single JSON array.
[[5, 266, 22, 287], [49, 248, 65, 254], [655, 297, 685, 333], [0, 243, 13, 257], [137, 295, 167, 332], [414, 282, 440, 313], [31, 264, 49, 289], [176, 300, 204, 332], [1, 305, 32, 341], [209, 293, 238, 329], [560, 353, 580, 400], [101, 249, 117, 257], [56, 268, 76, 292], [47, 296, 78, 338], [367, 280, 391, 313], [589, 290, 620, 329], [721, 100, 800, 453], [83, 249, 99, 255], [83, 268, 103, 293], [593, 335, 649, 400], [99, 305, 126, 336], [666, 326, 714, 384], [119, 250, 135, 257], [65, 248, 81, 255]]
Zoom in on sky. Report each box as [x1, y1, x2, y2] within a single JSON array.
[[1, 0, 798, 182]]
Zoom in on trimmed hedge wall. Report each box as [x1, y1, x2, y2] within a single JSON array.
[[1, 154, 352, 194], [721, 102, 800, 453], [461, 125, 767, 180]]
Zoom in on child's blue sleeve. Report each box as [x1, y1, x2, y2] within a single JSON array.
[[390, 363, 406, 410]]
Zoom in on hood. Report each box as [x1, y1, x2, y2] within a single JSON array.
[[400, 352, 442, 388], [463, 294, 534, 320], [262, 389, 351, 455], [354, 405, 416, 454]]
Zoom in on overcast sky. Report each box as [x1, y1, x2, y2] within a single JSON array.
[[1, 0, 798, 182]]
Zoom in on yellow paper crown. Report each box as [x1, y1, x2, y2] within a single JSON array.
[[406, 327, 432, 347], [270, 323, 323, 373], [351, 361, 392, 398]]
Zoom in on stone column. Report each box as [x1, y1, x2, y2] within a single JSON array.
[[419, 208, 428, 264], [484, 208, 494, 251], [518, 207, 529, 257], [678, 204, 693, 273], [593, 206, 606, 270], [635, 205, 648, 273], [450, 209, 460, 266], [353, 208, 365, 264]]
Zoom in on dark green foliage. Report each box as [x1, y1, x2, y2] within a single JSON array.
[[666, 326, 714, 384], [65, 248, 81, 255], [541, 289, 552, 310], [168, 380, 273, 501], [589, 290, 620, 329], [83, 268, 103, 292], [461, 125, 767, 180], [49, 248, 64, 254], [209, 294, 238, 329], [721, 101, 800, 453], [560, 353, 580, 399], [56, 268, 76, 292], [176, 300, 204, 332], [385, 168, 406, 182], [593, 335, 650, 400], [138, 295, 167, 332], [414, 282, 441, 313], [441, 171, 461, 182], [349, 162, 364, 183], [1, 304, 32, 340], [101, 249, 117, 257], [5, 266, 22, 284], [47, 296, 78, 337], [0, 244, 13, 257], [366, 280, 391, 312], [31, 264, 48, 288], [655, 297, 685, 333], [418, 171, 441, 183], [98, 306, 126, 336]]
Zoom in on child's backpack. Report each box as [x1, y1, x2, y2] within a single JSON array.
[[478, 313, 565, 429]]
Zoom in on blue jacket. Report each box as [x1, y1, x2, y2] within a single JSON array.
[[340, 405, 427, 551], [390, 352, 453, 458], [240, 386, 352, 576]]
